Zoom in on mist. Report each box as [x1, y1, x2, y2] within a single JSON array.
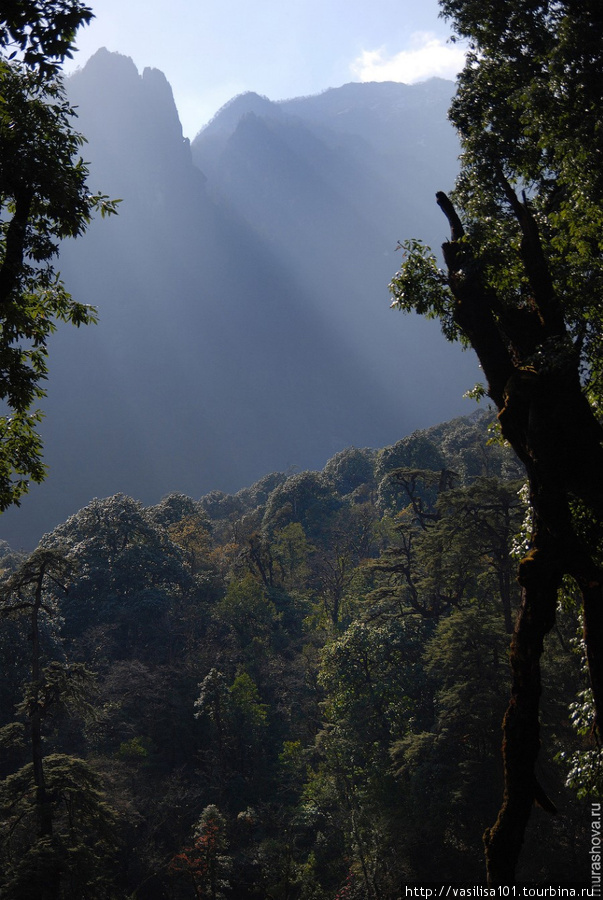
[[0, 50, 478, 549]]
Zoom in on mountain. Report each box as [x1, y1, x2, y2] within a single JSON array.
[[0, 50, 478, 549]]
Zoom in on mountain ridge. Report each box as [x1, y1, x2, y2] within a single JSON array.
[[0, 51, 478, 550]]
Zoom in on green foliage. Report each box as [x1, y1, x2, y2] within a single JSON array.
[[0, 416, 590, 891], [559, 696, 603, 799], [15, 659, 95, 722], [263, 470, 341, 543], [0, 1, 94, 76], [389, 238, 462, 342], [116, 735, 153, 763], [323, 447, 377, 497], [0, 754, 119, 898], [319, 615, 430, 749], [390, 607, 509, 877], [229, 671, 269, 730], [375, 430, 446, 509], [558, 645, 603, 800], [0, 5, 118, 509], [271, 522, 314, 589], [388, 1, 603, 420], [215, 573, 279, 646], [439, 0, 603, 401], [40, 494, 192, 662]]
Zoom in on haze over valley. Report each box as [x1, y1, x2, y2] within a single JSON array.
[[0, 50, 478, 548]]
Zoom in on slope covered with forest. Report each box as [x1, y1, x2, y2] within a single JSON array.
[[0, 413, 593, 895]]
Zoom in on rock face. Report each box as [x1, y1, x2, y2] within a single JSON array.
[[0, 50, 477, 548]]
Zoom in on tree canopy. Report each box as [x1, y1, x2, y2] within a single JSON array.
[[0, 1, 93, 75], [0, 417, 592, 894], [0, 1, 117, 510]]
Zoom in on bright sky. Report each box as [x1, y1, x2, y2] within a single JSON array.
[[64, 0, 467, 140]]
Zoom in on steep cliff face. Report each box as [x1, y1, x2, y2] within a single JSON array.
[[189, 78, 465, 398], [69, 49, 193, 193], [0, 52, 477, 548]]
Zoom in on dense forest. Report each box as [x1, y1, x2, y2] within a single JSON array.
[[0, 411, 596, 896]]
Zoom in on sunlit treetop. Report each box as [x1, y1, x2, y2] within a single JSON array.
[[0, 0, 93, 76]]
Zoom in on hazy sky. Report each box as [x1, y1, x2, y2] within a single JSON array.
[[64, 0, 466, 139]]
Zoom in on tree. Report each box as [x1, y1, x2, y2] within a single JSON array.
[[169, 805, 232, 900], [41, 494, 192, 663], [323, 447, 377, 498], [0, 753, 119, 899], [309, 505, 380, 630], [0, 2, 117, 509], [435, 478, 525, 633], [0, 549, 118, 899], [390, 0, 603, 883], [0, 551, 73, 852], [394, 607, 510, 877], [370, 469, 475, 621], [0, 1, 94, 76], [310, 615, 432, 896], [262, 471, 341, 544]]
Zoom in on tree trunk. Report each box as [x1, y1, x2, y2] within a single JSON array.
[[483, 538, 560, 883], [30, 571, 61, 900], [30, 574, 53, 840], [435, 190, 603, 882], [0, 185, 34, 305]]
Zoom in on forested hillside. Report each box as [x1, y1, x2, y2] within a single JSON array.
[[0, 413, 594, 895]]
